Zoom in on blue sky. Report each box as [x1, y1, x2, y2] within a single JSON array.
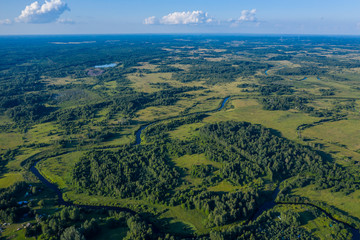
[[0, 0, 359, 35]]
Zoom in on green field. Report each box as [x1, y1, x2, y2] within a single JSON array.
[[293, 185, 360, 221], [1, 35, 360, 239]]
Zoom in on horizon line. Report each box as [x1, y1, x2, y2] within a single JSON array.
[[0, 33, 360, 37]]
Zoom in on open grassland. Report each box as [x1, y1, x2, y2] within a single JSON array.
[[301, 115, 360, 163], [169, 122, 204, 141], [132, 62, 158, 70], [185, 98, 225, 114], [157, 206, 208, 234], [37, 151, 85, 190], [127, 72, 174, 93], [134, 105, 187, 123], [0, 115, 13, 126], [172, 154, 221, 187], [24, 122, 62, 145], [1, 222, 36, 240], [0, 131, 23, 149], [43, 76, 98, 86], [207, 180, 241, 192], [169, 98, 323, 143], [0, 172, 24, 188], [98, 124, 137, 146], [303, 117, 360, 152], [64, 191, 210, 234], [273, 204, 342, 240], [309, 99, 337, 109], [304, 77, 360, 98], [293, 185, 360, 221], [33, 152, 238, 235], [202, 98, 320, 141], [6, 148, 42, 172], [1, 36, 360, 239]]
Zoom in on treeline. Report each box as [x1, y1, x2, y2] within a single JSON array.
[[71, 120, 356, 228], [24, 86, 199, 137], [0, 149, 19, 173], [210, 206, 353, 240], [203, 121, 360, 193], [238, 83, 294, 96], [260, 96, 309, 111], [257, 75, 285, 84], [143, 114, 208, 142], [276, 66, 327, 76], [24, 205, 163, 240], [0, 182, 31, 223], [200, 121, 325, 183], [260, 95, 351, 118], [72, 145, 180, 202], [172, 61, 269, 85], [156, 65, 184, 73], [170, 188, 262, 226]]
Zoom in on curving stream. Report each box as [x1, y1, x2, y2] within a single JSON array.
[[29, 96, 360, 239], [249, 185, 360, 240], [135, 96, 230, 145]]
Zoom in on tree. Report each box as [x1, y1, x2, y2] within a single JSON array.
[[60, 226, 85, 240]]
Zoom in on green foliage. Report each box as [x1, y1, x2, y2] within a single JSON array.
[[200, 121, 324, 183], [260, 95, 309, 111], [124, 216, 153, 240], [190, 164, 215, 178], [276, 66, 326, 76], [72, 145, 180, 201], [60, 226, 85, 240], [0, 181, 30, 223], [173, 61, 268, 85], [1, 35, 360, 239]]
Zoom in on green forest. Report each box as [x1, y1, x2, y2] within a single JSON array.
[[0, 35, 360, 239]]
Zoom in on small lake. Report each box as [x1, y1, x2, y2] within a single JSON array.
[[94, 63, 117, 68]]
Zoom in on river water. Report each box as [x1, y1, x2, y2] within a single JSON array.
[[249, 185, 360, 240], [135, 96, 230, 145], [29, 95, 360, 239], [94, 63, 117, 68]]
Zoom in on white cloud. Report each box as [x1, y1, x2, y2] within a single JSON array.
[[0, 19, 12, 25], [144, 16, 157, 25], [161, 11, 213, 24], [238, 9, 257, 22], [16, 0, 70, 24], [144, 11, 213, 25], [57, 18, 75, 24], [144, 9, 260, 27], [230, 9, 258, 26]]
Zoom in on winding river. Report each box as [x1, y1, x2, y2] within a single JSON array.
[[135, 96, 230, 145], [249, 185, 360, 240], [29, 96, 360, 239]]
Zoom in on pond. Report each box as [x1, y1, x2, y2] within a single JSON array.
[[94, 63, 117, 68]]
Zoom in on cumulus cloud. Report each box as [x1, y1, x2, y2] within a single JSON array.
[[0, 19, 12, 25], [238, 9, 257, 22], [16, 0, 70, 24], [161, 11, 213, 24], [144, 16, 157, 25], [229, 9, 258, 26], [144, 11, 213, 25]]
